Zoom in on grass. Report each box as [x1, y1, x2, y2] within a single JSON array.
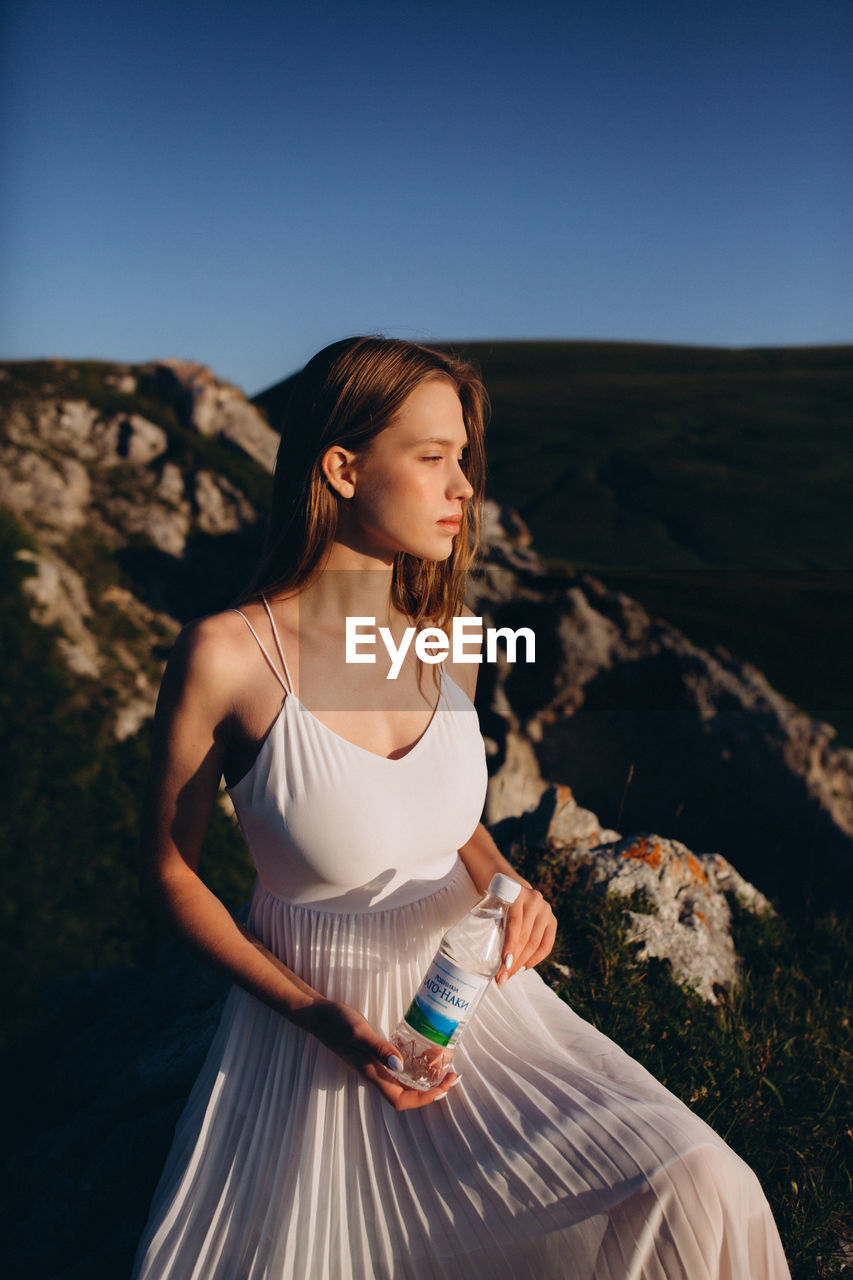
[[450, 341, 853, 574], [517, 840, 853, 1279]]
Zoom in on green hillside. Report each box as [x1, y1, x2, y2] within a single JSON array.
[[439, 341, 852, 571], [450, 341, 853, 744]]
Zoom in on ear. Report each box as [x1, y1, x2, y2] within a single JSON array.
[[321, 444, 358, 499]]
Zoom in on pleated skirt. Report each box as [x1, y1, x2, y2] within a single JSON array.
[[131, 859, 790, 1279]]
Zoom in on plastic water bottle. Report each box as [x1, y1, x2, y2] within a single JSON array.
[[388, 873, 522, 1091]]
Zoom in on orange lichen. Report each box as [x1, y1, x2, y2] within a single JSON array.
[[620, 836, 664, 870], [685, 853, 708, 886]]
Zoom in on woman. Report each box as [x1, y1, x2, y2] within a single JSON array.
[[132, 337, 789, 1278]]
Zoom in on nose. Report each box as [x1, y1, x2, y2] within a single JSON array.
[[450, 458, 474, 502]]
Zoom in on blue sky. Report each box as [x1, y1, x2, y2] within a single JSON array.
[[2, 0, 850, 396]]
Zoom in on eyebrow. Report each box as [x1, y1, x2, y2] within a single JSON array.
[[409, 436, 467, 447]]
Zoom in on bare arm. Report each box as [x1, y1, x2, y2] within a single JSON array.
[[139, 617, 310, 1012], [139, 614, 455, 1109]]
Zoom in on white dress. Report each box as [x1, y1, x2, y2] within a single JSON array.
[[131, 602, 790, 1279]]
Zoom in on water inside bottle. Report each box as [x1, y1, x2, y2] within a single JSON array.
[[388, 897, 508, 1090]]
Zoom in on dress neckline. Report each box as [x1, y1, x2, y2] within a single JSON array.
[[227, 666, 453, 794], [289, 664, 447, 765]]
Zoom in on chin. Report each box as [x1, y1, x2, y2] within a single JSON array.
[[405, 543, 455, 564]]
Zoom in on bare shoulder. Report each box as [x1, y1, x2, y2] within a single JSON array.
[[443, 604, 483, 704], [159, 609, 261, 718], [171, 609, 250, 673]]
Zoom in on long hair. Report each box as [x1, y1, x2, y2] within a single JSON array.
[[240, 336, 488, 631]]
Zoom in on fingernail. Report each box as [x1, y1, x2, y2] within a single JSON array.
[[518, 965, 526, 974], [504, 954, 513, 971], [386, 1053, 404, 1072]]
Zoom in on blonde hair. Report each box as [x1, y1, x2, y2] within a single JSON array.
[[241, 336, 488, 630]]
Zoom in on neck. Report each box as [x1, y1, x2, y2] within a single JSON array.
[[291, 540, 402, 635]]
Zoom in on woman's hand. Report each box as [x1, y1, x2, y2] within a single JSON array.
[[293, 999, 460, 1111], [456, 823, 558, 987], [496, 885, 558, 988]]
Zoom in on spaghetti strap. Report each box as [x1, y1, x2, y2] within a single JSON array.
[[230, 608, 291, 694], [261, 595, 295, 693]]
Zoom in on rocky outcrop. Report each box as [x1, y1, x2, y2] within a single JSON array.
[[492, 782, 771, 1004], [15, 548, 102, 678], [467, 504, 853, 904], [138, 360, 280, 471], [0, 360, 269, 734]]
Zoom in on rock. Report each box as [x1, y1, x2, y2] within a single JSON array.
[[15, 549, 102, 678], [571, 833, 770, 1004], [479, 727, 545, 824], [483, 730, 547, 825], [0, 443, 92, 539], [0, 364, 265, 729], [109, 492, 191, 557], [490, 782, 770, 1004], [99, 584, 179, 640], [507, 781, 622, 854], [140, 360, 279, 471], [42, 399, 101, 456], [0, 371, 208, 724], [99, 414, 168, 466], [113, 694, 156, 742], [104, 372, 138, 395], [193, 470, 256, 535], [156, 460, 186, 505], [480, 501, 535, 550], [8, 400, 166, 470]]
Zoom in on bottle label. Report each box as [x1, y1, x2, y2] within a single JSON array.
[[404, 955, 487, 1047]]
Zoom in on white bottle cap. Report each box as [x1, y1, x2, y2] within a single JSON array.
[[488, 873, 522, 904]]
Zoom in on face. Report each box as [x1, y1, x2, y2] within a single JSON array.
[[327, 376, 474, 564]]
